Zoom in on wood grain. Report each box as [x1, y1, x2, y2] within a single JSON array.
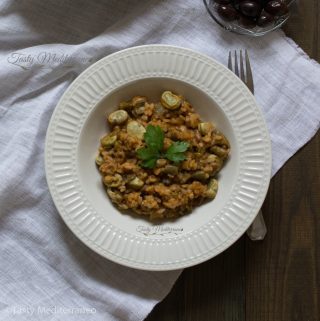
[[245, 2, 320, 320], [146, 1, 320, 320], [146, 239, 246, 321], [245, 135, 320, 321]]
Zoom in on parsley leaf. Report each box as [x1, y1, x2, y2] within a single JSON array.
[[136, 147, 159, 160], [144, 125, 164, 151], [136, 125, 189, 169], [165, 141, 189, 163], [136, 146, 160, 168], [140, 158, 158, 169]]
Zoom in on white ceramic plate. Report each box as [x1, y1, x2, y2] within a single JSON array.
[[45, 45, 271, 271]]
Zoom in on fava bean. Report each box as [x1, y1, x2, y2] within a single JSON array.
[[119, 101, 133, 110], [108, 110, 128, 125], [162, 165, 179, 175], [95, 154, 104, 166], [161, 91, 181, 110], [101, 134, 117, 149], [198, 122, 213, 135], [133, 106, 145, 117], [206, 179, 218, 199], [127, 121, 146, 139], [210, 145, 229, 160], [132, 96, 147, 107], [191, 171, 209, 182], [127, 177, 144, 190]]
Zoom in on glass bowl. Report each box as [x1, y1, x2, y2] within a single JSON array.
[[203, 0, 296, 37]]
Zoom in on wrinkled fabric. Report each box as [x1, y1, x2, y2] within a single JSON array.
[[0, 1, 319, 320]]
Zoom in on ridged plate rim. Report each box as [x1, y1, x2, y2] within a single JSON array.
[[45, 45, 271, 271]]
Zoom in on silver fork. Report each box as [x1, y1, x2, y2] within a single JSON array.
[[228, 50, 267, 241]]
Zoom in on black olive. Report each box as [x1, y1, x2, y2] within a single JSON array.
[[257, 10, 274, 26], [239, 0, 262, 17], [217, 4, 239, 21], [265, 0, 289, 16], [232, 0, 241, 10], [260, 0, 272, 7], [214, 0, 231, 4], [214, 0, 290, 30], [239, 14, 257, 28]]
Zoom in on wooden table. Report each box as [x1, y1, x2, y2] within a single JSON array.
[[146, 2, 320, 320]]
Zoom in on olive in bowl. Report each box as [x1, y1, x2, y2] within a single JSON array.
[[203, 0, 295, 36]]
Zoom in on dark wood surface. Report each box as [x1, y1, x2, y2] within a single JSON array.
[[146, 1, 320, 321]]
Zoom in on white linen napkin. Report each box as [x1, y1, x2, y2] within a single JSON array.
[[0, 1, 319, 320]]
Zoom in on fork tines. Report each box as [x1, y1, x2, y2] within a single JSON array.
[[228, 49, 254, 94]]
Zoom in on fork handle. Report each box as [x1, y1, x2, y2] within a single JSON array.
[[246, 210, 267, 241]]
